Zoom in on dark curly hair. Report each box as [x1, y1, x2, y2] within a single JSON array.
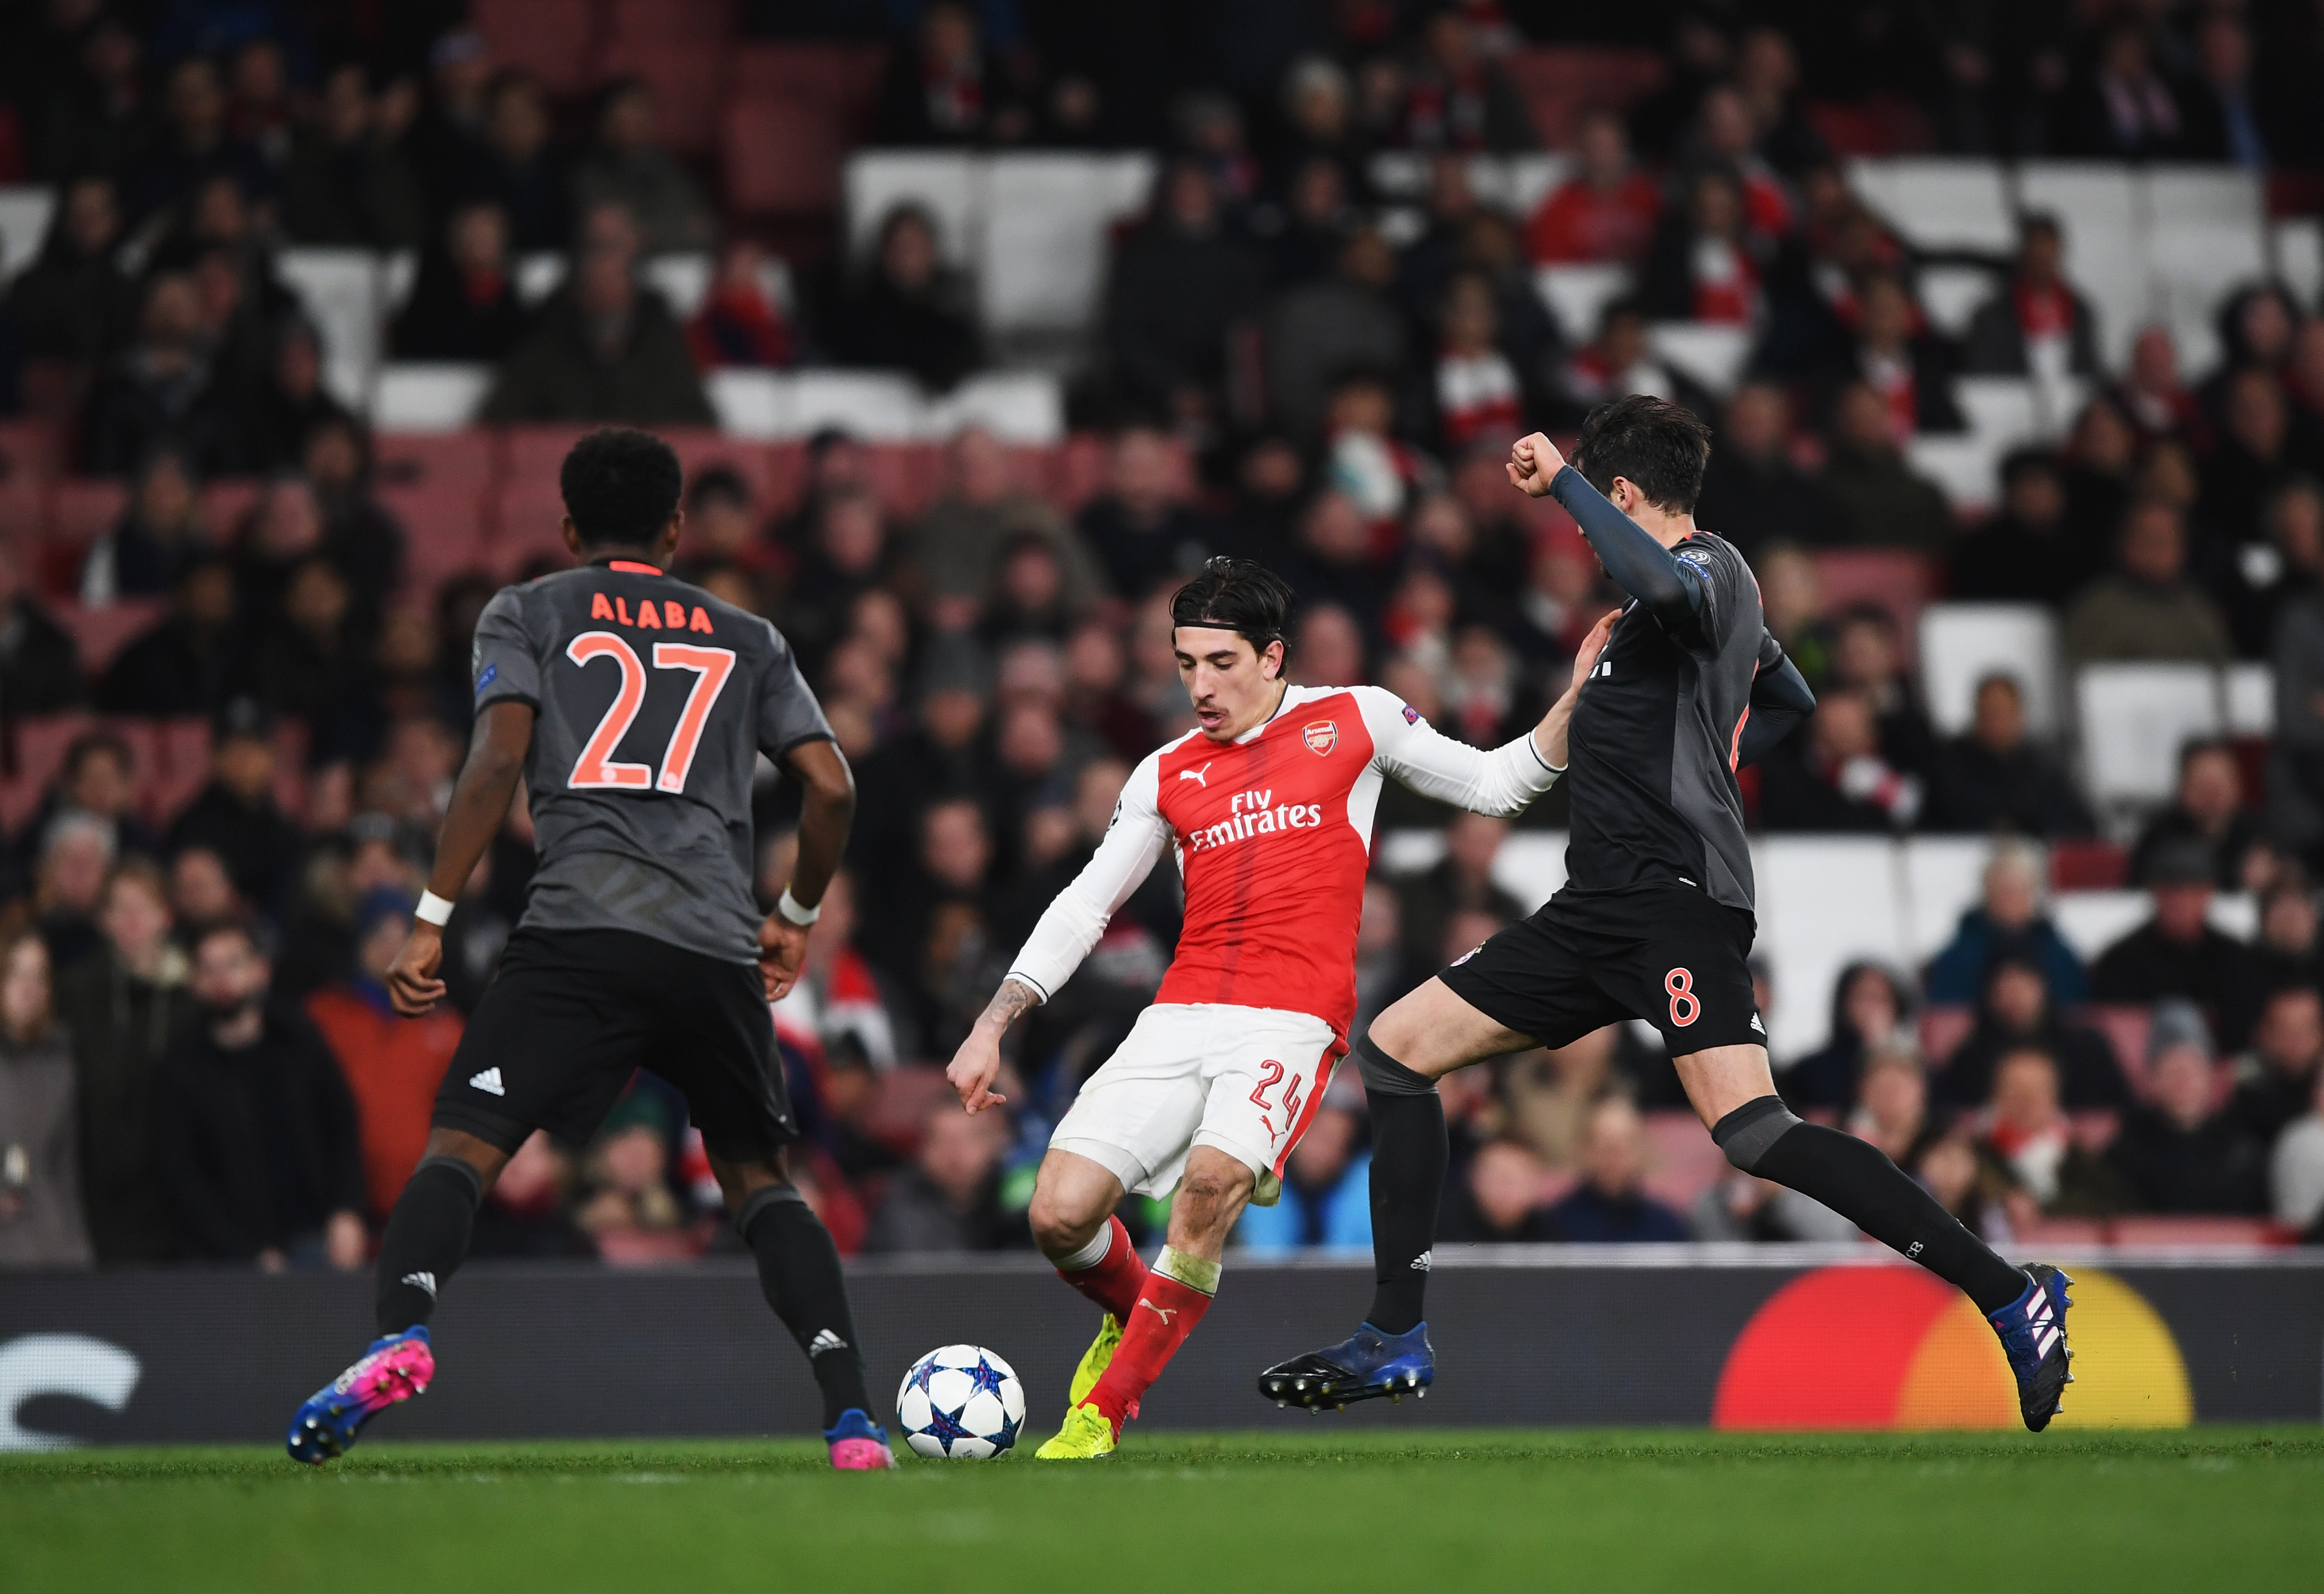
[[559, 427, 683, 549]]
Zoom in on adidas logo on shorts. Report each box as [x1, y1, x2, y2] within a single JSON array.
[[469, 1067, 505, 1096]]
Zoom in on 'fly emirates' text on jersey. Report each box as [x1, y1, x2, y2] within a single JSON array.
[[472, 560, 833, 965], [1006, 684, 1559, 1035]]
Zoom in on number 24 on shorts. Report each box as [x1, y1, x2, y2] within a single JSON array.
[[1664, 967, 1700, 1028]]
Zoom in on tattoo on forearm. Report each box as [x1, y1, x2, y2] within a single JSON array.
[[982, 978, 1041, 1029]]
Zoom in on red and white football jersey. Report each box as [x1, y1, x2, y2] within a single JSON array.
[[1007, 684, 1559, 1035]]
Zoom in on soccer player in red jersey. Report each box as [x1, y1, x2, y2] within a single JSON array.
[[945, 558, 1611, 1458]]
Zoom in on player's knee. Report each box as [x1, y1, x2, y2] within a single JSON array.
[[1176, 1160, 1254, 1228], [1710, 1095, 1802, 1173], [1027, 1181, 1104, 1258], [1354, 1031, 1438, 1097]]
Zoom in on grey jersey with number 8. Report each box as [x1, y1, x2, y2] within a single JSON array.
[[472, 562, 833, 964]]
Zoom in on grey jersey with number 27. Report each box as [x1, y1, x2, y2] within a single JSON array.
[[472, 561, 833, 964]]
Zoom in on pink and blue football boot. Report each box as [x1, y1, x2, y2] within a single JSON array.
[[824, 1407, 897, 1469], [286, 1327, 435, 1464]]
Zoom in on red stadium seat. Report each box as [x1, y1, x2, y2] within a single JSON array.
[[54, 600, 165, 678], [1918, 1003, 1974, 1065], [663, 430, 779, 511], [2013, 1216, 2106, 1248], [0, 420, 58, 483], [500, 425, 596, 496], [726, 44, 887, 133], [199, 479, 264, 546], [1500, 46, 1667, 149], [1813, 549, 1936, 647], [0, 477, 38, 557], [375, 431, 496, 489], [47, 480, 126, 548], [2048, 838, 2128, 890], [0, 711, 97, 835], [1642, 1109, 1729, 1214], [604, 0, 730, 47], [723, 95, 851, 216], [859, 443, 947, 521], [596, 39, 723, 156], [762, 442, 808, 518], [472, 0, 599, 97], [2075, 1005, 2152, 1097], [140, 716, 213, 828], [489, 481, 580, 582], [379, 482, 494, 592]]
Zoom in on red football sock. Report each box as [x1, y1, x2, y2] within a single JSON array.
[[1054, 1216, 1150, 1321], [1084, 1267, 1214, 1430]]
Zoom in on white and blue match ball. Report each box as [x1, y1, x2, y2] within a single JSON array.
[[895, 1344, 1027, 1460]]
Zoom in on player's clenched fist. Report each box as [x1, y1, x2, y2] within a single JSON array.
[[1506, 431, 1568, 497], [385, 922, 447, 1016]]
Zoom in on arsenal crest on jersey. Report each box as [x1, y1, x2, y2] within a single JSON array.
[[1302, 720, 1338, 756]]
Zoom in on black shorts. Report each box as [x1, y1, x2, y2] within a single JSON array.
[[1438, 885, 1763, 1055], [432, 927, 796, 1163]]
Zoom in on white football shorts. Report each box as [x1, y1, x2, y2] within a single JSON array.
[[1049, 1002, 1344, 1207]]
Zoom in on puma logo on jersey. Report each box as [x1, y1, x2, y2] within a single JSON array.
[[469, 1067, 505, 1096], [1180, 762, 1212, 787], [1139, 1300, 1178, 1325]]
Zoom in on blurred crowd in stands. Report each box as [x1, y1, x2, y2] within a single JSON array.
[[3, 2, 2324, 1271]]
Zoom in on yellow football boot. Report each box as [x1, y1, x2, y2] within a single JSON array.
[[1066, 1313, 1123, 1408], [1033, 1402, 1117, 1460]]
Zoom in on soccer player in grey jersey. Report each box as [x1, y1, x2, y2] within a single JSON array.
[[286, 429, 896, 1469], [1261, 397, 2073, 1430]]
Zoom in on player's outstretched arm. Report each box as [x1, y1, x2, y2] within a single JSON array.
[[1508, 433, 1703, 625], [388, 700, 533, 1016], [759, 738, 855, 1001]]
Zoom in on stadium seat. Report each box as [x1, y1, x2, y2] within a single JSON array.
[[1757, 836, 1908, 1059], [1499, 46, 1667, 149], [2047, 838, 2128, 890], [380, 248, 418, 313], [843, 151, 982, 266], [978, 154, 1157, 338], [1845, 158, 2014, 254], [0, 712, 97, 834], [502, 425, 598, 494], [1367, 151, 1432, 201], [1040, 433, 1114, 515], [787, 371, 926, 442], [1812, 549, 1934, 645], [2275, 216, 2322, 312], [2075, 662, 2219, 808], [924, 372, 1066, 445], [1644, 322, 1751, 398], [2015, 162, 2149, 370], [859, 443, 948, 521], [866, 1064, 953, 1147], [1918, 603, 2063, 739], [2224, 662, 2273, 735], [1918, 1004, 1974, 1065], [46, 480, 126, 550], [1476, 154, 1570, 219], [1899, 835, 1988, 957], [726, 43, 887, 137], [276, 248, 381, 410], [198, 479, 262, 542], [596, 39, 722, 156], [706, 370, 789, 438], [642, 252, 712, 319], [472, 0, 598, 97], [378, 482, 492, 592], [724, 96, 851, 217], [2067, 1108, 2121, 1154], [2076, 1004, 2155, 1097], [1642, 1109, 1726, 1214], [0, 186, 56, 283], [1953, 376, 2040, 447], [1914, 262, 1997, 340], [2013, 1216, 2106, 1247], [374, 364, 493, 431], [55, 599, 164, 677], [152, 716, 212, 821], [662, 429, 779, 508], [1532, 264, 1632, 343], [1903, 433, 1999, 512], [0, 418, 58, 481], [373, 430, 495, 489], [2146, 166, 2268, 376]]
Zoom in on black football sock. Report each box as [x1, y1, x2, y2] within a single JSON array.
[[1356, 1035, 1447, 1337], [737, 1184, 872, 1429], [1713, 1097, 2028, 1315], [373, 1156, 482, 1336]]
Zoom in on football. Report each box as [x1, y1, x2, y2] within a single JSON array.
[[894, 1344, 1027, 1460]]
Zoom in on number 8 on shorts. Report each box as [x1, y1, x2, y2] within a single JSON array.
[[1665, 966, 1699, 1028]]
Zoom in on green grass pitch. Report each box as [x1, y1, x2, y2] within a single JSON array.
[[6, 1429, 2319, 1593]]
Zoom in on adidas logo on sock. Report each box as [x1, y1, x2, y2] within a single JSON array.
[[401, 1271, 438, 1299], [806, 1329, 849, 1357], [469, 1067, 505, 1097], [1410, 1249, 1433, 1273], [1749, 1013, 1766, 1035]]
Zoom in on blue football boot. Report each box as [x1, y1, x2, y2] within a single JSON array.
[[286, 1327, 435, 1464], [825, 1407, 898, 1470], [1257, 1322, 1434, 1411], [1987, 1265, 2074, 1432]]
